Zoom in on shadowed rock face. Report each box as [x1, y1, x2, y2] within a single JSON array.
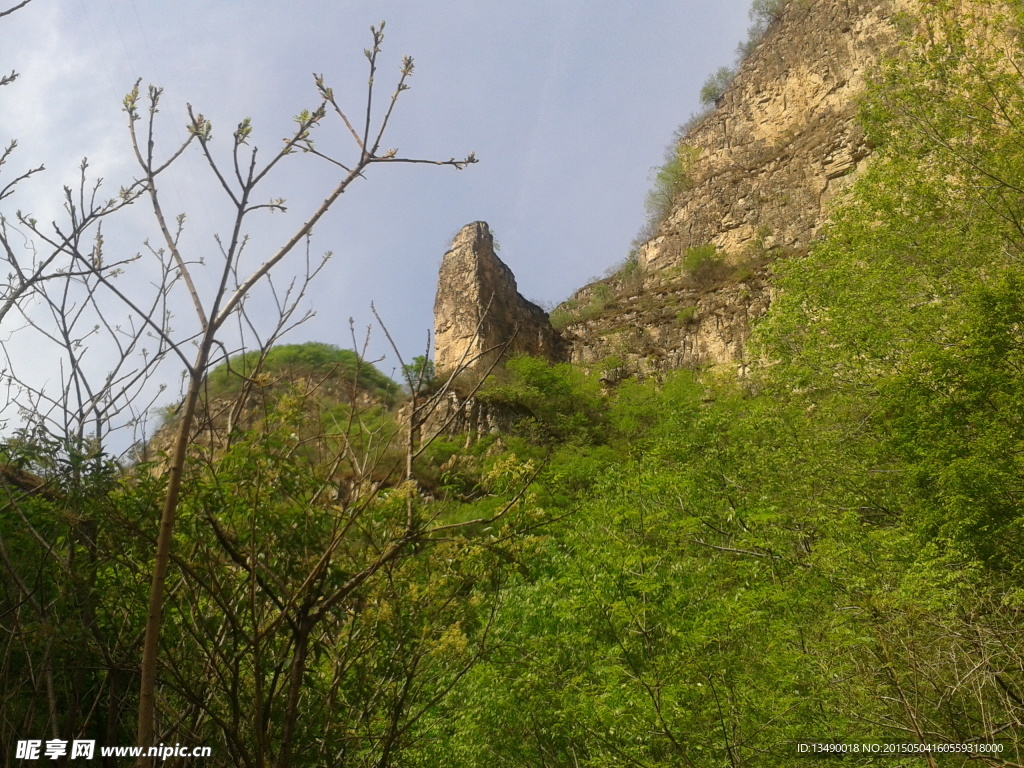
[[433, 222, 564, 374]]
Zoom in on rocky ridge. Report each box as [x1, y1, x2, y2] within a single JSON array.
[[639, 0, 910, 273], [433, 0, 912, 377]]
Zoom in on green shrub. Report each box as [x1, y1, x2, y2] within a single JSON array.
[[478, 356, 605, 445], [678, 107, 714, 137], [599, 355, 625, 375], [603, 253, 641, 286], [206, 342, 396, 402], [548, 301, 578, 330], [402, 355, 436, 394], [682, 244, 720, 272], [588, 284, 613, 310], [606, 370, 702, 447], [738, 0, 786, 58], [642, 141, 700, 238], [699, 66, 737, 107], [682, 244, 730, 289], [676, 306, 697, 324], [549, 282, 620, 329]]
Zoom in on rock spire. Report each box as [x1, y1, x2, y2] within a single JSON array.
[[433, 222, 563, 374]]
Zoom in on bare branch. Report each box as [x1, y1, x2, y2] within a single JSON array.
[[0, 0, 33, 21]]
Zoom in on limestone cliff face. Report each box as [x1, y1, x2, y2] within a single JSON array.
[[539, 0, 915, 375], [560, 271, 773, 375], [433, 222, 564, 374], [433, 0, 912, 377], [639, 0, 910, 273]]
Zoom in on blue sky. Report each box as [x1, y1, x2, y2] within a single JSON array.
[[1, 0, 751, 431]]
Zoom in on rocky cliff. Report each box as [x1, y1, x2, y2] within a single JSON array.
[[639, 0, 909, 273], [434, 0, 912, 377], [433, 222, 564, 374]]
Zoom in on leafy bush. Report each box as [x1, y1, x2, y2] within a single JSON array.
[[699, 66, 737, 107], [681, 243, 719, 272], [477, 356, 605, 444], [645, 140, 699, 231], [682, 243, 730, 287], [628, 134, 704, 256], [675, 305, 697, 324], [589, 284, 613, 312], [402, 354, 436, 393], [548, 281, 621, 330], [547, 300, 579, 330], [603, 253, 642, 287], [738, 0, 786, 58]]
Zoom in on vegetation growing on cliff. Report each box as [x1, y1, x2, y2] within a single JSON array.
[[640, 141, 701, 241], [698, 0, 787, 109], [566, 0, 790, 332], [205, 342, 398, 402], [638, 0, 788, 260], [432, 3, 1024, 762]]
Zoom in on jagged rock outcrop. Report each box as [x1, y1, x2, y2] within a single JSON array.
[[418, 392, 530, 442], [433, 222, 564, 374]]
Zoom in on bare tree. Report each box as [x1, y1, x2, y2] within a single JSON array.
[[0, 13, 476, 763], [0, 11, 556, 766], [105, 23, 477, 762], [1, 0, 140, 374]]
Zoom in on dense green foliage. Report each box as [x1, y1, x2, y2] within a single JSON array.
[[2, 370, 537, 766], [206, 342, 397, 402], [5, 2, 1024, 765], [433, 1, 1024, 761], [402, 354, 436, 392]]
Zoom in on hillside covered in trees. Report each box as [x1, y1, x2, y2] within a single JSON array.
[[3, 0, 1024, 766]]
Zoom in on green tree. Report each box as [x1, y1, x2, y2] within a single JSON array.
[[738, 0, 786, 58], [759, 0, 1024, 574], [478, 356, 605, 444], [121, 27, 475, 758], [754, 0, 1024, 747], [402, 354, 436, 393], [699, 65, 736, 107], [639, 138, 700, 240], [427, 4, 1024, 762]]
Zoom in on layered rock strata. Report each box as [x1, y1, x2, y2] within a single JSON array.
[[639, 0, 910, 273], [560, 271, 773, 375], [551, 0, 910, 373]]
